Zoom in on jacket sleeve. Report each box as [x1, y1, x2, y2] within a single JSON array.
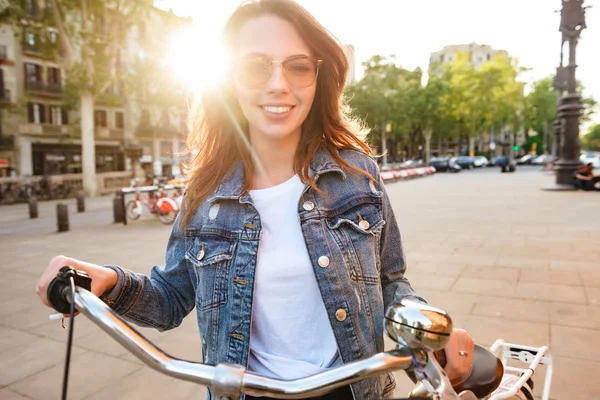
[[377, 175, 427, 309], [100, 211, 196, 331]]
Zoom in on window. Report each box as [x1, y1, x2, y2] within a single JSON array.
[[24, 63, 42, 82], [440, 55, 444, 62], [49, 106, 64, 125], [27, 103, 46, 124], [47, 67, 61, 85], [115, 111, 124, 128], [94, 110, 108, 127]]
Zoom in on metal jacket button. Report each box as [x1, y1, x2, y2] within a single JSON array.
[[302, 201, 315, 211], [318, 256, 330, 268], [335, 309, 347, 322], [359, 220, 370, 230], [196, 250, 205, 260]]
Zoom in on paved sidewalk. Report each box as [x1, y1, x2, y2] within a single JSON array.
[[0, 167, 598, 399]]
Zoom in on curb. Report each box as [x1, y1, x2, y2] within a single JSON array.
[[381, 167, 436, 182]]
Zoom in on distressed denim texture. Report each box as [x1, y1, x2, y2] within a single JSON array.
[[102, 148, 426, 399]]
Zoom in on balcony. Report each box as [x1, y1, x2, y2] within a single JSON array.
[[25, 80, 63, 97], [19, 123, 72, 136], [95, 127, 125, 140]]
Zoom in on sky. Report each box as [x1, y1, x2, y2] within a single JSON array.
[[155, 0, 600, 129]]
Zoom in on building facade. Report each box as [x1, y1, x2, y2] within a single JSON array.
[[0, 3, 189, 179], [429, 43, 509, 72]]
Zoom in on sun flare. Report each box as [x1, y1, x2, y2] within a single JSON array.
[[167, 25, 229, 94]]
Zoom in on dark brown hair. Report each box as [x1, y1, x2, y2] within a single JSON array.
[[182, 0, 371, 227]]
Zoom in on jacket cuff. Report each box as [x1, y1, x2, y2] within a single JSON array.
[[100, 265, 127, 307]]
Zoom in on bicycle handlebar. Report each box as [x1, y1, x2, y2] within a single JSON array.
[[48, 268, 465, 399]]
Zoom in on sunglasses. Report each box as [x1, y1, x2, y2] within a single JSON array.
[[235, 55, 323, 88]]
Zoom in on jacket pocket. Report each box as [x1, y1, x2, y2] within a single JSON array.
[[326, 201, 385, 284], [185, 233, 234, 312]]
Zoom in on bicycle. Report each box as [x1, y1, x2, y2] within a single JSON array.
[[125, 183, 179, 225], [46, 267, 553, 400]]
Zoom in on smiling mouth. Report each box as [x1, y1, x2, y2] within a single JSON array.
[[261, 106, 295, 114]]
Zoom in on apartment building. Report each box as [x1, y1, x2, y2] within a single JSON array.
[[0, 3, 190, 179]]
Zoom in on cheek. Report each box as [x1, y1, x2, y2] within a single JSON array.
[[234, 86, 256, 118]]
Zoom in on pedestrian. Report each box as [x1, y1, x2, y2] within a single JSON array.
[[573, 163, 599, 191], [35, 1, 474, 399]]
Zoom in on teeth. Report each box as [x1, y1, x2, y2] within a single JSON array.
[[262, 106, 292, 114]]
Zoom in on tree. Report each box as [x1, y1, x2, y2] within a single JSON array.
[[2, 0, 152, 194], [581, 124, 600, 151]]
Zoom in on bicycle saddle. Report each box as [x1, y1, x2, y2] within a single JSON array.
[[450, 344, 504, 398]]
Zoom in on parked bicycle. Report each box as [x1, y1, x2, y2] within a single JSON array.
[[46, 267, 553, 400], [125, 182, 179, 225]]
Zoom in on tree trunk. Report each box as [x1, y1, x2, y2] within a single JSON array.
[[81, 92, 97, 196], [424, 128, 432, 165], [469, 135, 475, 157]]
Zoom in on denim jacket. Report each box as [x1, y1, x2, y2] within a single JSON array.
[[102, 147, 425, 399]]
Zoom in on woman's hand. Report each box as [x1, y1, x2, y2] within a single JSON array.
[[36, 255, 118, 309], [438, 328, 475, 383]]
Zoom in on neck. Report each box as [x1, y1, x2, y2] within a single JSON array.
[[249, 129, 301, 190]]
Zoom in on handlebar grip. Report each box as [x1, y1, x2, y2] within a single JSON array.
[[47, 266, 92, 314]]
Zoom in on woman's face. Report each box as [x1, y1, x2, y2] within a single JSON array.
[[233, 15, 318, 144]]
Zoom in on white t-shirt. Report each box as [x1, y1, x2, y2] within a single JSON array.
[[248, 175, 339, 380]]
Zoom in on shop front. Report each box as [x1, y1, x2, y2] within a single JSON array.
[[32, 143, 125, 176]]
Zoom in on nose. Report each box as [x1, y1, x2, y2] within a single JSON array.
[[264, 62, 290, 94]]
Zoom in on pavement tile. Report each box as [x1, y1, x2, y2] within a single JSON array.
[[415, 290, 479, 317], [496, 256, 550, 270], [407, 262, 466, 277], [446, 254, 498, 267], [518, 269, 582, 286], [0, 389, 30, 400], [550, 260, 600, 271], [550, 303, 600, 330], [1, 304, 58, 331], [585, 287, 600, 306], [461, 265, 519, 281], [464, 315, 549, 349], [8, 352, 141, 400], [514, 282, 587, 304], [579, 271, 600, 288], [551, 325, 600, 362], [0, 325, 41, 354], [0, 337, 86, 386], [451, 277, 518, 297], [82, 367, 201, 400], [472, 296, 550, 324], [404, 273, 457, 291], [549, 356, 600, 400]]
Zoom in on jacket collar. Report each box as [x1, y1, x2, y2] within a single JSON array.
[[208, 146, 345, 202]]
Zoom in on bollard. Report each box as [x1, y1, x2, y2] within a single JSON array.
[[113, 191, 125, 224], [29, 197, 38, 219], [57, 203, 69, 233], [76, 192, 85, 213]]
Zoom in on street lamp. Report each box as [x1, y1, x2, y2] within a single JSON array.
[[552, 0, 588, 188]]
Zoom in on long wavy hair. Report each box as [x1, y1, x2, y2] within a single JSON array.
[[182, 0, 372, 227]]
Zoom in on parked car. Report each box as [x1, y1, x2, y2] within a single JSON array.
[[580, 152, 600, 169], [517, 154, 536, 165], [473, 156, 489, 168], [454, 156, 475, 169], [430, 157, 461, 173]]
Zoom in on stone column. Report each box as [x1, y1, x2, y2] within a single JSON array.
[[18, 136, 33, 176]]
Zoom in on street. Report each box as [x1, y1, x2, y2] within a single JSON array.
[[0, 167, 598, 399]]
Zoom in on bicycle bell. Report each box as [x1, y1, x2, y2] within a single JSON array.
[[384, 299, 453, 352]]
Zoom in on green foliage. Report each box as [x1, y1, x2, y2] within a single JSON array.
[[581, 124, 600, 151], [522, 134, 544, 155]]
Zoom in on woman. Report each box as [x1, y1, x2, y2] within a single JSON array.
[[36, 0, 473, 398]]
